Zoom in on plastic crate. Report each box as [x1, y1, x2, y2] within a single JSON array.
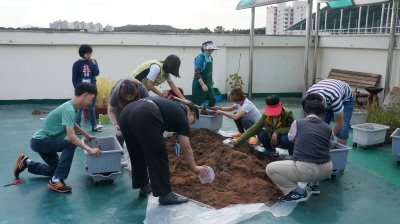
[[330, 142, 351, 177], [190, 114, 223, 132], [390, 128, 400, 162], [83, 137, 123, 174], [350, 109, 367, 126], [351, 123, 389, 146]]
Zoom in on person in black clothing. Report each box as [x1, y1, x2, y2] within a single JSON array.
[[119, 96, 208, 205]]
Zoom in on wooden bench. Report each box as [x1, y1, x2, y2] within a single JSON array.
[[315, 69, 382, 97]]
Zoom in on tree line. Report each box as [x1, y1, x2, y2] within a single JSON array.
[[0, 25, 266, 34]]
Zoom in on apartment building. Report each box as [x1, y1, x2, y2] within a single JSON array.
[[266, 1, 307, 35]]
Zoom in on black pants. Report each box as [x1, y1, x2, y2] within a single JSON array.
[[119, 100, 171, 197]]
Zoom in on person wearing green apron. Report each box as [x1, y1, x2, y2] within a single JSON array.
[[192, 40, 219, 107]]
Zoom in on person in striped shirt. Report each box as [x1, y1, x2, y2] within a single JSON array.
[[306, 79, 354, 145]]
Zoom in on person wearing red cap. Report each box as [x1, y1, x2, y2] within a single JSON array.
[[229, 95, 295, 156]]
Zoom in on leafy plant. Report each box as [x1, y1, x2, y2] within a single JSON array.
[[365, 104, 400, 131], [226, 73, 244, 89], [95, 77, 116, 108]]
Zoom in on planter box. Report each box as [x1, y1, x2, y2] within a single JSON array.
[[190, 114, 223, 132], [83, 137, 122, 175], [83, 107, 108, 120], [390, 128, 400, 163], [351, 123, 390, 147], [330, 142, 351, 177], [350, 109, 367, 126]]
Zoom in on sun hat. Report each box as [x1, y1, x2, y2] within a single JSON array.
[[264, 95, 282, 116], [202, 40, 219, 50]]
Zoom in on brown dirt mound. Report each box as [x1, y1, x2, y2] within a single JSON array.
[[166, 128, 283, 209]]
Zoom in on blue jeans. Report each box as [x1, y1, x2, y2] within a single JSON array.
[[76, 96, 97, 127], [322, 96, 354, 140], [29, 138, 77, 180], [257, 131, 294, 156]]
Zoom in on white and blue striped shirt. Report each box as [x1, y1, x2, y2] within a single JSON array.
[[306, 79, 353, 114]]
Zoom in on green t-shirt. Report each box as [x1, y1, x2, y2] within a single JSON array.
[[32, 101, 78, 139]]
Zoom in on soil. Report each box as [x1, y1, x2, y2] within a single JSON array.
[[165, 128, 283, 209]]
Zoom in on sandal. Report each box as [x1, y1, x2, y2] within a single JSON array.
[[92, 126, 102, 132]]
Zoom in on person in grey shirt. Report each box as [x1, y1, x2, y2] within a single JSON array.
[[211, 88, 261, 144], [266, 99, 333, 203], [108, 78, 149, 167]]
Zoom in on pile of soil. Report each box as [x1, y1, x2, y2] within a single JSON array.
[[165, 128, 283, 209]]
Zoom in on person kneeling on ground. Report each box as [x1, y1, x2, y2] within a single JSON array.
[[119, 96, 208, 205], [266, 99, 334, 202], [211, 88, 261, 144], [14, 82, 102, 193], [229, 95, 295, 156]]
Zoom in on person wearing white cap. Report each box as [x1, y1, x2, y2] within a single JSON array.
[[192, 40, 219, 107]]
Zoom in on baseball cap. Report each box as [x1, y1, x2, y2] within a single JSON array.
[[202, 40, 219, 50], [264, 95, 282, 116]]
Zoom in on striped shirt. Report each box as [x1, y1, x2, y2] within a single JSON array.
[[234, 98, 261, 123], [306, 79, 353, 114]]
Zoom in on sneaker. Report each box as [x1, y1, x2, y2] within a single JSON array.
[[231, 132, 243, 138], [158, 192, 189, 205], [306, 182, 320, 195], [120, 155, 128, 168], [139, 184, 152, 197], [260, 148, 279, 157], [280, 189, 310, 202], [14, 154, 29, 178], [248, 136, 257, 144], [47, 179, 72, 193]]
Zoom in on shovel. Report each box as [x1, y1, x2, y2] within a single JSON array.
[[167, 95, 201, 109]]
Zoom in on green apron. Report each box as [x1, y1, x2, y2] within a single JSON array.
[[192, 55, 215, 106]]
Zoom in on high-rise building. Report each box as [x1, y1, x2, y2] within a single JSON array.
[[104, 25, 114, 32], [49, 20, 110, 32], [266, 1, 307, 35]]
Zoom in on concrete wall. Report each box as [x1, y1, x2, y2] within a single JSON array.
[[0, 31, 399, 101]]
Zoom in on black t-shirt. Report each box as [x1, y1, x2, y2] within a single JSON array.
[[147, 96, 190, 137]]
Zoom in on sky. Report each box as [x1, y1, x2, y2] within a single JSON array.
[[0, 0, 275, 30]]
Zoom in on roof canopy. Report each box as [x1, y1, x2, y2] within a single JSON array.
[[236, 0, 293, 10], [236, 0, 391, 10], [327, 0, 391, 9]]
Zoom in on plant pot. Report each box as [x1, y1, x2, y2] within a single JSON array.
[[385, 130, 394, 144], [83, 107, 108, 120]]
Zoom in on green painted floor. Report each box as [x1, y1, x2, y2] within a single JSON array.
[[1, 97, 399, 224]]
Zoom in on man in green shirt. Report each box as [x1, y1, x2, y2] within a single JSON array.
[[14, 82, 102, 193]]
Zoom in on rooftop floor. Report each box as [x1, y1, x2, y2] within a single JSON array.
[[1, 97, 399, 223]]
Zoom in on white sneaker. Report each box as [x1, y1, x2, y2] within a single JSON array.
[[120, 155, 128, 167]]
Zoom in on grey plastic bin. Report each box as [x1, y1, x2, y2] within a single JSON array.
[[330, 142, 351, 177], [83, 137, 123, 183], [190, 114, 223, 132], [351, 123, 389, 148], [390, 128, 400, 164]]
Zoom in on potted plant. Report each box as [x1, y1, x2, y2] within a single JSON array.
[[83, 77, 116, 120], [226, 73, 244, 101], [365, 104, 400, 143]]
